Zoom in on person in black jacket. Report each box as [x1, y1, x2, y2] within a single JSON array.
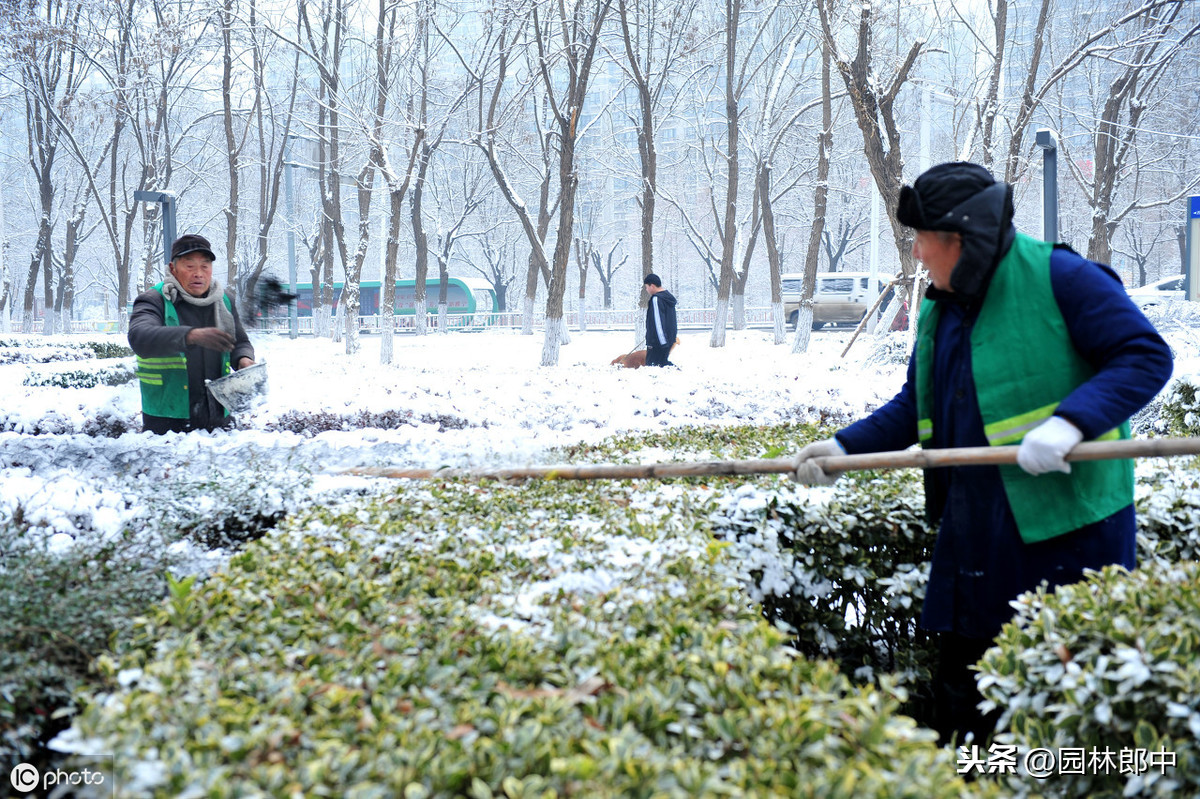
[[643, 273, 677, 367], [128, 234, 255, 434]]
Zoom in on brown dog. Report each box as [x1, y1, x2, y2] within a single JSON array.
[[611, 338, 680, 369]]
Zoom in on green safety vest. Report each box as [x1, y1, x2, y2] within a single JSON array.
[[915, 232, 1132, 544], [136, 283, 231, 419]]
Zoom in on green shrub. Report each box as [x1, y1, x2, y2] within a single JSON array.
[[976, 561, 1200, 798], [711, 470, 937, 702], [0, 522, 174, 770], [1156, 376, 1200, 437], [0, 462, 311, 769], [23, 359, 137, 389], [1135, 462, 1200, 565], [63, 479, 994, 798], [83, 340, 134, 359]]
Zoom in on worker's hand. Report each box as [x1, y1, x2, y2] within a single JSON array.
[[186, 327, 235, 352], [1016, 416, 1083, 475], [793, 438, 846, 486], [236, 357, 255, 370]]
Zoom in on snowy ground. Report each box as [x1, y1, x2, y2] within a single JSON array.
[[0, 327, 896, 534], [2, 311, 1195, 562]]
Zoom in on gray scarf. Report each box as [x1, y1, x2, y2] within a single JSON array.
[[161, 274, 236, 336]]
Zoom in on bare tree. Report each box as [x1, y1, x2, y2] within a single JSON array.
[[296, 0, 350, 340], [743, 11, 818, 342], [472, 0, 611, 365], [530, 0, 613, 365], [591, 240, 626, 310], [615, 0, 706, 341], [3, 0, 85, 332], [463, 215, 521, 313], [427, 160, 488, 330], [472, 4, 557, 337], [816, 0, 923, 296], [222, 0, 299, 314], [1056, 3, 1200, 263], [0, 180, 9, 332]]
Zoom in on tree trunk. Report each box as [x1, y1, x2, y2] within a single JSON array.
[[221, 0, 241, 289], [381, 188, 403, 364], [24, 221, 51, 334], [542, 134, 580, 367], [711, 0, 742, 349], [759, 165, 785, 345], [0, 189, 9, 333], [794, 38, 831, 355], [818, 0, 921, 291]]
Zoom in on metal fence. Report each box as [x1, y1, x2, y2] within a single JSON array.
[[63, 307, 782, 335]]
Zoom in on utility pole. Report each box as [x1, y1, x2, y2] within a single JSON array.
[[132, 191, 178, 266], [1035, 129, 1059, 243], [1187, 196, 1200, 302]]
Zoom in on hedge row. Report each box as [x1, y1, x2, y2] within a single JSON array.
[[0, 337, 132, 360], [60, 477, 989, 798], [22, 359, 137, 389], [20, 418, 1200, 797], [0, 464, 311, 770]]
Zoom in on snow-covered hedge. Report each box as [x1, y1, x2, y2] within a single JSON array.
[[1155, 375, 1200, 438], [57, 480, 994, 798], [0, 520, 173, 769], [1136, 462, 1200, 565], [711, 472, 935, 688], [977, 561, 1200, 798], [707, 431, 1200, 796], [0, 337, 133, 361], [0, 346, 94, 365], [0, 463, 311, 770], [22, 359, 137, 389]]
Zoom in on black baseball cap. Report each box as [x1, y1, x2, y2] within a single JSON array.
[[171, 234, 216, 262]]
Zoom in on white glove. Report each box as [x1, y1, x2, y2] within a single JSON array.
[[1016, 416, 1083, 475], [793, 438, 846, 485]]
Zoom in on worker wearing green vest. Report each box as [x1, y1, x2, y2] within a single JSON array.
[[792, 162, 1172, 746], [129, 234, 255, 434]]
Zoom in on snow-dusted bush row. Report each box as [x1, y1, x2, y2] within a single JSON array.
[[710, 472, 935, 691], [0, 346, 94, 365], [978, 561, 1200, 798], [22, 358, 137, 389], [0, 336, 133, 360], [710, 431, 1200, 797], [0, 460, 313, 768], [55, 479, 993, 799]]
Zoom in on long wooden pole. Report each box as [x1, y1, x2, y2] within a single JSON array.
[[344, 437, 1200, 481]]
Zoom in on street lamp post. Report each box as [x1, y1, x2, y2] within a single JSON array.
[[284, 148, 299, 339], [133, 190, 178, 266], [1035, 128, 1059, 243]]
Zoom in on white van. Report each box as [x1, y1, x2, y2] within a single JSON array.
[[1126, 275, 1184, 309], [782, 271, 898, 330]]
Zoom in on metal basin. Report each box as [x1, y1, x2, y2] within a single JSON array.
[[206, 362, 268, 413]]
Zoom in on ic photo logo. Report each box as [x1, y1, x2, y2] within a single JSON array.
[[8, 756, 115, 797], [9, 762, 39, 792]]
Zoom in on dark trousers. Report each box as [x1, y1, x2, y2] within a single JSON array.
[[933, 632, 1002, 746], [645, 343, 673, 367], [142, 413, 232, 435]]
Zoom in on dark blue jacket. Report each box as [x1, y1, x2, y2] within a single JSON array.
[[646, 290, 677, 348], [836, 247, 1172, 639]]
